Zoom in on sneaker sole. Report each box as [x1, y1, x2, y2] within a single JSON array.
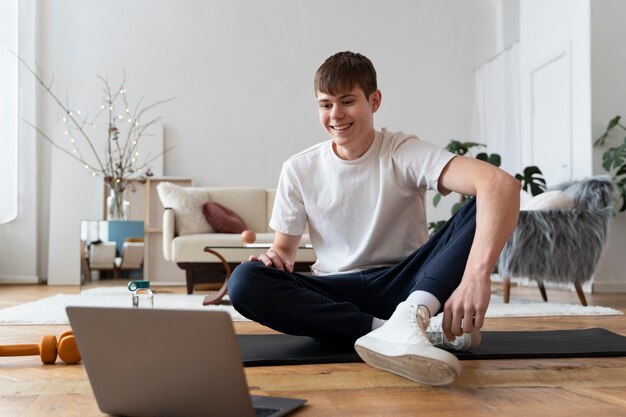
[[354, 344, 460, 386]]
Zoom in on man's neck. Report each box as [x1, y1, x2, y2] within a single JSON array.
[[333, 130, 377, 161]]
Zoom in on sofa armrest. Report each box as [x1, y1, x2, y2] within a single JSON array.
[[163, 208, 175, 261]]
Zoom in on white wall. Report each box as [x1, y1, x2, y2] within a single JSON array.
[[519, 0, 592, 186], [518, 0, 626, 292], [38, 0, 496, 186], [0, 0, 499, 283], [589, 0, 626, 291]]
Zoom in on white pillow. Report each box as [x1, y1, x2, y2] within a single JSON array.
[[521, 190, 575, 211], [156, 182, 214, 235]]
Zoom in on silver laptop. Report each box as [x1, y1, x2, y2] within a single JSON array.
[[67, 306, 306, 417]]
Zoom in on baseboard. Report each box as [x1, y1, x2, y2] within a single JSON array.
[[592, 281, 626, 293], [0, 274, 40, 284]]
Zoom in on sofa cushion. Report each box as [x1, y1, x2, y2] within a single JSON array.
[[206, 188, 268, 232], [157, 182, 214, 235], [172, 233, 316, 263], [203, 202, 247, 233]]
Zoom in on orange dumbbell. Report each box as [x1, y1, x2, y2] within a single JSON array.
[[0, 330, 81, 364]]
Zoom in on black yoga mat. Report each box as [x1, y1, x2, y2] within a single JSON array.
[[238, 328, 626, 367]]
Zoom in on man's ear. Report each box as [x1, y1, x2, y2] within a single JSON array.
[[370, 89, 382, 112]]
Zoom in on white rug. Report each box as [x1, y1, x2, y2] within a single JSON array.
[[0, 287, 249, 325], [0, 287, 622, 325]]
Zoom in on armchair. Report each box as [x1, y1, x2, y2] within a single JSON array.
[[498, 176, 615, 305], [88, 241, 117, 279], [114, 240, 144, 279]]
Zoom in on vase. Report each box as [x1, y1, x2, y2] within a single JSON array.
[[107, 187, 130, 221]]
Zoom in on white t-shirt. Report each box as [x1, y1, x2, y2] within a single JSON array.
[[270, 128, 455, 275]]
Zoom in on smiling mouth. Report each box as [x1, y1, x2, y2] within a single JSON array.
[[331, 123, 353, 132]]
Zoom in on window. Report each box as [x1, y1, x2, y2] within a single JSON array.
[[0, 0, 19, 224]]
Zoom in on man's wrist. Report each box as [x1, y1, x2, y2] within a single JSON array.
[[464, 262, 494, 283]]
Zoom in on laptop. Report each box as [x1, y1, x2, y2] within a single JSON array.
[[67, 306, 306, 417]]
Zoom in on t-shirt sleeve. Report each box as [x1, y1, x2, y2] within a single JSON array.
[[393, 136, 456, 193], [269, 162, 308, 236]]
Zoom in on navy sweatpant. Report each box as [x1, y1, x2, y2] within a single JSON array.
[[227, 198, 477, 344]]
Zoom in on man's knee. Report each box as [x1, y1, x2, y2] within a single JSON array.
[[227, 261, 269, 307]]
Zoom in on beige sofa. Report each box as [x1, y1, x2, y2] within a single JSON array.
[[158, 183, 315, 293]]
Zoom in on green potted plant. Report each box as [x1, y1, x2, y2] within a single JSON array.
[[428, 140, 546, 234], [594, 115, 626, 212]]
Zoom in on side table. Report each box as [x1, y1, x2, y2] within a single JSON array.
[[201, 248, 232, 305]]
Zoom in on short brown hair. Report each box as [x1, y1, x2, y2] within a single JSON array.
[[314, 51, 377, 97]]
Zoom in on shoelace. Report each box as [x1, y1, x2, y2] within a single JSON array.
[[408, 304, 433, 344]]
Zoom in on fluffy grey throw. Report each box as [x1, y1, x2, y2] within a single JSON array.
[[498, 176, 615, 284]]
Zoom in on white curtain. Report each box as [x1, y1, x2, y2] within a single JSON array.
[[474, 42, 520, 176], [0, 0, 19, 225]]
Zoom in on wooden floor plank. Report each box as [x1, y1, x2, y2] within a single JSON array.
[[1, 283, 625, 416], [566, 386, 626, 409]]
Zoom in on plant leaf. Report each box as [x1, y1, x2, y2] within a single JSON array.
[[446, 140, 485, 156], [516, 165, 547, 196], [608, 115, 621, 131], [489, 153, 501, 167], [615, 164, 626, 177], [433, 193, 442, 207], [595, 116, 623, 146], [451, 202, 464, 214], [602, 142, 626, 172], [476, 152, 501, 167], [594, 132, 608, 147], [427, 220, 445, 236]]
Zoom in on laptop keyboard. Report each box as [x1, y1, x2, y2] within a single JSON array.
[[254, 407, 282, 417]]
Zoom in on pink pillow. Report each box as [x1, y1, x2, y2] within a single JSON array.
[[202, 202, 248, 233]]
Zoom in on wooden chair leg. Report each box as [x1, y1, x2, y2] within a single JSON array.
[[537, 281, 548, 302], [574, 282, 588, 306], [503, 277, 511, 304]]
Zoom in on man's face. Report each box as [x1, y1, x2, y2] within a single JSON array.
[[316, 86, 381, 151]]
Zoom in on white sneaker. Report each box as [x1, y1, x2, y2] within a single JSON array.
[[426, 313, 482, 352], [354, 302, 461, 386]]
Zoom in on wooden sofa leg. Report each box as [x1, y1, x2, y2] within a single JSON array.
[[574, 282, 588, 306], [503, 277, 511, 304], [185, 270, 195, 295], [538, 282, 548, 302]]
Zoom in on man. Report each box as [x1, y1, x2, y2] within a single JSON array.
[[228, 51, 520, 385]]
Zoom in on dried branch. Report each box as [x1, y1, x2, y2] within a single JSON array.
[[13, 51, 108, 172], [14, 51, 175, 191], [22, 119, 100, 173]]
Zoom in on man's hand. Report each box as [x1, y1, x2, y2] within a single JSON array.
[[248, 232, 301, 273], [249, 250, 294, 273], [442, 275, 491, 340]]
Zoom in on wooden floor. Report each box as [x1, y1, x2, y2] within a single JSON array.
[[1, 283, 626, 417]]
